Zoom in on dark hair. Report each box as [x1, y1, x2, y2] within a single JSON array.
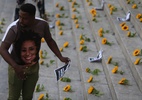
[[14, 30, 41, 64], [20, 3, 36, 16]]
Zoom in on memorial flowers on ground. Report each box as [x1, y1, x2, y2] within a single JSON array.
[[38, 93, 49, 100], [63, 42, 69, 48], [127, 31, 136, 37], [59, 30, 63, 35], [90, 8, 97, 17], [79, 45, 88, 52], [102, 38, 112, 46], [36, 84, 45, 92], [108, 4, 117, 15], [132, 49, 141, 56], [56, 20, 61, 26], [63, 84, 72, 92], [136, 13, 142, 22], [107, 56, 118, 66], [134, 58, 141, 65], [132, 4, 137, 9], [118, 78, 129, 85], [119, 22, 129, 31], [112, 66, 124, 75], [136, 13, 142, 19], [87, 76, 93, 83], [64, 97, 72, 100], [98, 28, 109, 37], [121, 25, 129, 31], [88, 86, 103, 96]]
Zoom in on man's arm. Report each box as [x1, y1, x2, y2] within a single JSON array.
[[0, 42, 17, 68], [44, 32, 70, 63], [0, 41, 26, 79]]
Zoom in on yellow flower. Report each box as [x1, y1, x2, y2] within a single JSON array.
[[41, 38, 45, 42], [127, 0, 130, 4], [59, 30, 63, 35], [122, 25, 129, 31], [63, 42, 69, 47], [39, 50, 43, 55], [98, 28, 103, 33], [87, 76, 93, 83], [133, 49, 141, 56], [136, 13, 142, 19], [102, 38, 107, 44], [60, 47, 63, 52], [134, 58, 141, 65], [76, 24, 79, 28], [101, 38, 111, 45], [38, 94, 44, 100], [63, 85, 71, 92], [80, 40, 85, 45], [74, 19, 78, 24], [86, 0, 89, 2], [56, 20, 60, 26], [79, 45, 83, 51], [55, 3, 59, 7], [127, 31, 131, 37], [90, 8, 97, 16], [109, 6, 114, 11], [118, 78, 129, 85], [132, 4, 137, 9], [72, 8, 76, 12], [98, 32, 103, 37], [72, 1, 76, 5], [108, 4, 112, 8], [40, 59, 44, 65], [119, 78, 126, 84], [88, 2, 92, 6], [58, 26, 62, 30], [79, 34, 83, 40], [56, 13, 60, 18], [86, 67, 90, 72], [39, 50, 43, 59], [88, 86, 94, 94], [68, 0, 72, 2], [107, 56, 112, 64], [119, 22, 126, 27], [112, 66, 118, 73], [59, 6, 64, 10], [72, 14, 76, 19], [110, 10, 113, 15], [140, 18, 142, 22]]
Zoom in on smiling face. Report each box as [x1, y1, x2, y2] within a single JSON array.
[[21, 40, 37, 64]]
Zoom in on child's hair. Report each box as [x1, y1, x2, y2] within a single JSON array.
[[20, 3, 36, 16]]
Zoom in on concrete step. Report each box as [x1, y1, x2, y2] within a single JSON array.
[[83, 0, 142, 100], [117, 0, 142, 39], [101, 0, 142, 93]]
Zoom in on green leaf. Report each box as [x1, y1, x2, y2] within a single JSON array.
[[91, 69, 101, 75], [50, 60, 55, 64], [60, 77, 71, 82]]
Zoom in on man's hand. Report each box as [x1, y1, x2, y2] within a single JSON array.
[[13, 65, 27, 80], [60, 57, 71, 64]]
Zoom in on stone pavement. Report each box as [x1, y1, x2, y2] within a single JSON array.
[[0, 0, 142, 100]]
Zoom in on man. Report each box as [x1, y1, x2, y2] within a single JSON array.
[[37, 0, 45, 18], [14, 0, 25, 21], [0, 3, 70, 100]]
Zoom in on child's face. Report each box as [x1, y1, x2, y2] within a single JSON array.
[[21, 40, 37, 64]]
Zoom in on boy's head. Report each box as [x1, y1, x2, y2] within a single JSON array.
[[20, 3, 36, 16]]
